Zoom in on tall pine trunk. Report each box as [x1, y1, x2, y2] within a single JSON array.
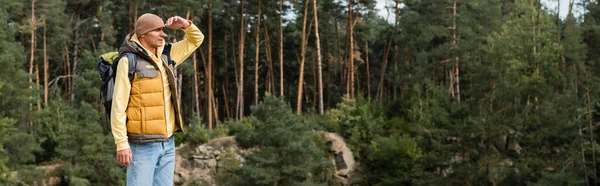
[[313, 0, 324, 114], [70, 13, 81, 103], [587, 88, 597, 186], [264, 22, 275, 94], [378, 0, 399, 103], [35, 64, 40, 111], [208, 0, 214, 128], [237, 0, 246, 119], [223, 33, 231, 119], [29, 0, 36, 103], [296, 0, 309, 115], [279, 0, 284, 97], [452, 0, 460, 102], [254, 0, 262, 105], [43, 17, 48, 105], [193, 51, 200, 120], [348, 0, 355, 99], [65, 46, 70, 101], [365, 40, 370, 99]]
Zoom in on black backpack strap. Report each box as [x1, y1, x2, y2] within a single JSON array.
[[123, 53, 137, 82], [163, 44, 175, 68]]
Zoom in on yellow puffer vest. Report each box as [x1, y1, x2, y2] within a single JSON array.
[[122, 44, 184, 143]]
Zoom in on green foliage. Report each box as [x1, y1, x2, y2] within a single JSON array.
[[325, 94, 430, 185], [31, 99, 125, 185], [1, 0, 599, 185], [223, 96, 332, 186], [177, 116, 229, 146], [13, 165, 44, 185], [0, 117, 17, 184]]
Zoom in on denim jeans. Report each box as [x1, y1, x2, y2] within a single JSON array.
[[127, 136, 175, 186]]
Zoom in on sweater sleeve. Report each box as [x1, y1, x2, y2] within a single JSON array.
[[170, 22, 204, 67], [111, 56, 131, 151]]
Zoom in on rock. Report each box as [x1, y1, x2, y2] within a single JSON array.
[[193, 155, 209, 159], [196, 145, 216, 158], [180, 158, 192, 169], [331, 174, 349, 186], [206, 159, 218, 169], [174, 172, 186, 185], [175, 133, 356, 186], [191, 168, 212, 180], [193, 159, 207, 169], [322, 132, 356, 178]]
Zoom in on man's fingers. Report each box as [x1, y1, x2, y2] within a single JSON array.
[[117, 149, 132, 167], [127, 152, 132, 166], [118, 154, 126, 166], [165, 16, 185, 29], [167, 17, 173, 26], [117, 154, 123, 166]]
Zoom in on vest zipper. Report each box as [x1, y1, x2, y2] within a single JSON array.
[[158, 60, 169, 141], [163, 60, 180, 134]]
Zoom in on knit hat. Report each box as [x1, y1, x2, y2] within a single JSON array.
[[135, 13, 164, 36]]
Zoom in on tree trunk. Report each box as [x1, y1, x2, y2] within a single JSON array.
[[223, 33, 231, 119], [279, 0, 284, 97], [133, 0, 138, 27], [453, 0, 460, 102], [178, 74, 182, 111], [70, 13, 81, 103], [378, 41, 390, 103], [43, 18, 48, 105], [233, 34, 240, 120], [90, 34, 96, 53], [128, 0, 133, 33], [65, 46, 70, 101], [223, 85, 231, 119], [193, 51, 200, 120], [531, 0, 537, 57], [378, 0, 399, 103], [348, 0, 354, 99], [365, 40, 370, 99], [264, 21, 275, 94], [296, 0, 309, 115], [36, 63, 40, 111], [238, 0, 246, 119], [29, 0, 36, 95], [587, 88, 597, 186], [314, 0, 323, 114], [489, 60, 495, 112], [393, 45, 398, 101], [254, 0, 262, 106], [208, 0, 214, 129], [312, 54, 317, 110]]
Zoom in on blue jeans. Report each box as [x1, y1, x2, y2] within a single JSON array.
[[127, 136, 175, 186]]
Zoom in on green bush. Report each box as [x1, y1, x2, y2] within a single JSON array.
[[222, 96, 332, 186]]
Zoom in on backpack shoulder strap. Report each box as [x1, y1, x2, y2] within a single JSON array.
[[163, 44, 175, 67], [123, 53, 137, 82]]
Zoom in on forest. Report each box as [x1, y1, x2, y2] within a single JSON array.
[[1, 0, 600, 185]]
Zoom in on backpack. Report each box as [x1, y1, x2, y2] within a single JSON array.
[[98, 52, 137, 134]]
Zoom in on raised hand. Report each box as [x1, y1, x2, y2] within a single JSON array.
[[165, 16, 190, 30]]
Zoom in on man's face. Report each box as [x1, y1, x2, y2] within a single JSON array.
[[141, 27, 166, 49]]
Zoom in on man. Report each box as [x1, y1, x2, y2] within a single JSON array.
[[111, 13, 204, 185]]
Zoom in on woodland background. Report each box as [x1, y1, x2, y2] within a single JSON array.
[[2, 0, 600, 185]]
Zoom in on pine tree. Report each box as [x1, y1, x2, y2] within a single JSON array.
[[226, 96, 331, 185]]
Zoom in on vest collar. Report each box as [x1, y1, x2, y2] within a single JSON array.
[[130, 33, 165, 63]]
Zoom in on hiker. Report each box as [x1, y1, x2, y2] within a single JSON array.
[[111, 13, 204, 185]]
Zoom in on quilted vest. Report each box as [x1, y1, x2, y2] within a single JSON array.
[[120, 36, 184, 143]]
